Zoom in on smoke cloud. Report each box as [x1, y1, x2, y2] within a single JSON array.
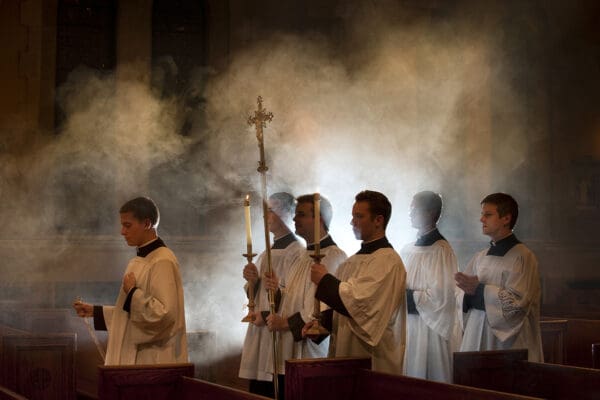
[[0, 1, 544, 366]]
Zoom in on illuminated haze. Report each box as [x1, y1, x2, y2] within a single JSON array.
[[0, 3, 535, 360]]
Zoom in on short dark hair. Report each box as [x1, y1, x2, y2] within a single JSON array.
[[296, 193, 333, 230], [355, 190, 392, 229], [120, 197, 160, 228], [269, 192, 296, 217], [413, 191, 443, 223], [481, 192, 519, 229]]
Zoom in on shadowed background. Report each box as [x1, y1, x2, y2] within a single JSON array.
[[0, 0, 599, 390]]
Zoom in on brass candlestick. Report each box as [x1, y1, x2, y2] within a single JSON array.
[[241, 249, 258, 323], [305, 251, 329, 339]]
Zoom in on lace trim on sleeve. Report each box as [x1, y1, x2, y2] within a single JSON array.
[[498, 288, 524, 320]]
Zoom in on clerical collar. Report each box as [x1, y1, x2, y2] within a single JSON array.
[[137, 237, 166, 257], [273, 233, 298, 249], [307, 234, 337, 250], [357, 236, 393, 254], [415, 228, 446, 247], [487, 233, 520, 257]]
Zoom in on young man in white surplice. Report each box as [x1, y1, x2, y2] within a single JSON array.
[[310, 190, 406, 376], [401, 191, 460, 383], [73, 197, 187, 365], [263, 194, 347, 398], [238, 192, 304, 398], [455, 193, 543, 362]]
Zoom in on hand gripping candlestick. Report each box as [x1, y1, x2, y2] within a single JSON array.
[[242, 194, 258, 323], [247, 96, 280, 399], [305, 193, 330, 339]]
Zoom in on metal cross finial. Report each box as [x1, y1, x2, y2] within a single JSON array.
[[247, 96, 274, 143], [248, 96, 274, 173]]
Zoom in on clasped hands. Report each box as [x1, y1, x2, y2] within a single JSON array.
[[455, 272, 479, 295]]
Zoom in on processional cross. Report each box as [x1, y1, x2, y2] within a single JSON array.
[[246, 96, 280, 399]]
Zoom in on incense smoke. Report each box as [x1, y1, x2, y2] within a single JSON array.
[[0, 0, 572, 369]]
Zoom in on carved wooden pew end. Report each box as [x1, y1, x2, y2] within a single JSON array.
[[0, 333, 76, 400]]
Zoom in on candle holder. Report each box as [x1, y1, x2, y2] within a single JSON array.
[[241, 251, 258, 323], [305, 253, 330, 339]]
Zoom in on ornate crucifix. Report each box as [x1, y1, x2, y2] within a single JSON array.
[[247, 96, 274, 174]]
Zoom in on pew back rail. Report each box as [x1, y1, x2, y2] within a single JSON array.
[[98, 363, 195, 400], [454, 349, 600, 400], [97, 363, 271, 400], [285, 357, 541, 400], [179, 376, 271, 400]]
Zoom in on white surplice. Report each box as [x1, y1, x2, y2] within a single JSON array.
[[401, 237, 459, 382], [330, 246, 406, 375], [239, 239, 304, 381], [102, 246, 187, 365], [268, 242, 347, 375], [458, 241, 543, 362]]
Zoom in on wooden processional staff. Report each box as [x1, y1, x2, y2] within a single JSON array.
[[246, 96, 281, 399]]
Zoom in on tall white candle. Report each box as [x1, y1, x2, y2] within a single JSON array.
[[314, 193, 320, 251], [244, 194, 252, 248]]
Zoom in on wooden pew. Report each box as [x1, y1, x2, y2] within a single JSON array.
[[285, 357, 541, 400], [0, 385, 27, 400], [540, 318, 567, 364], [1, 306, 101, 398], [592, 343, 600, 369], [0, 325, 27, 336], [98, 363, 272, 400], [454, 349, 600, 400], [564, 319, 600, 367], [0, 332, 76, 400], [179, 376, 271, 400], [285, 357, 372, 400], [540, 316, 600, 367], [75, 330, 216, 399], [98, 363, 194, 400], [0, 302, 25, 330]]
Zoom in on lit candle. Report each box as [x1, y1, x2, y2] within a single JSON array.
[[244, 194, 252, 251], [314, 192, 320, 253]]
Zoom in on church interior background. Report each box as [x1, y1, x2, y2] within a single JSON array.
[[0, 0, 599, 394]]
